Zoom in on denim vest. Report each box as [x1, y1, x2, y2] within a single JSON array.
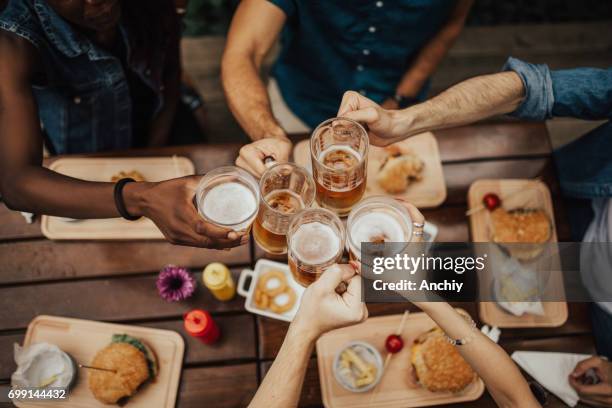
[[0, 0, 166, 154]]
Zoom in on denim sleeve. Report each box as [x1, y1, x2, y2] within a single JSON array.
[[267, 0, 296, 17], [550, 67, 612, 120], [501, 57, 554, 121], [502, 57, 612, 120]]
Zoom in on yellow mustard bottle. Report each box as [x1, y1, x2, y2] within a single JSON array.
[[203, 262, 236, 301]]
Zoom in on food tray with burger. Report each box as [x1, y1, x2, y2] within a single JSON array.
[[468, 179, 568, 328], [237, 259, 305, 322], [317, 312, 485, 408], [293, 132, 446, 208], [13, 315, 184, 407], [41, 157, 195, 240]]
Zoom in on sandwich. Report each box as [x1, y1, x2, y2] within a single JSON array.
[[88, 334, 158, 404], [410, 328, 475, 393]]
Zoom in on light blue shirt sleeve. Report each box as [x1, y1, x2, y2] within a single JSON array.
[[502, 57, 612, 121]]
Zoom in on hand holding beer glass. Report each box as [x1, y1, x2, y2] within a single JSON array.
[[196, 166, 260, 233], [310, 118, 369, 216], [287, 208, 346, 287], [253, 163, 315, 255], [346, 197, 425, 282]]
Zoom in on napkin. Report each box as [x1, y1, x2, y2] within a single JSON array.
[[511, 351, 592, 407]]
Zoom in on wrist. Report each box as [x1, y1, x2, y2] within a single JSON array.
[[289, 316, 321, 344], [122, 182, 151, 218]]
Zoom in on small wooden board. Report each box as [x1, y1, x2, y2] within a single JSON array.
[[14, 315, 185, 408], [317, 312, 484, 408], [468, 179, 568, 328], [41, 157, 195, 240], [294, 133, 446, 208]]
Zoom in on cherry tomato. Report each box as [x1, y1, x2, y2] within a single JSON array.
[[385, 334, 404, 353], [482, 193, 501, 211]]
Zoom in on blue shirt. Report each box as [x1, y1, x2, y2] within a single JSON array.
[[0, 0, 177, 154], [502, 57, 612, 199], [269, 0, 457, 128]]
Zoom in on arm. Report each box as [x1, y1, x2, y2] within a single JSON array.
[[418, 303, 540, 408], [0, 32, 243, 248], [384, 0, 473, 108], [222, 0, 286, 142], [249, 265, 368, 407], [338, 71, 524, 146], [222, 0, 292, 176]]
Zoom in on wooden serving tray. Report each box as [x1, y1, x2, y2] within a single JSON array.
[[468, 179, 568, 328], [317, 312, 484, 408], [15, 315, 185, 408], [293, 132, 446, 208], [41, 157, 195, 240]]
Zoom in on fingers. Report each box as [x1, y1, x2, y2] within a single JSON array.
[[238, 145, 267, 177], [342, 107, 380, 126], [196, 219, 245, 240], [572, 357, 604, 378], [315, 264, 356, 291], [235, 156, 260, 177], [570, 376, 612, 397], [337, 91, 378, 116]]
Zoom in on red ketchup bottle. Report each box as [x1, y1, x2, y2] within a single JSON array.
[[183, 309, 221, 344]]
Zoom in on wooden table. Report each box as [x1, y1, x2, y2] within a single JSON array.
[[0, 121, 595, 408]]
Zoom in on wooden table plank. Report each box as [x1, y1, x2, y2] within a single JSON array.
[[0, 269, 246, 331], [0, 314, 256, 380], [434, 121, 551, 162], [0, 240, 251, 285], [178, 363, 258, 408]]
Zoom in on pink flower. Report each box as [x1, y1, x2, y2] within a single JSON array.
[[156, 265, 196, 302]]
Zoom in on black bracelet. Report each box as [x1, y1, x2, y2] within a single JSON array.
[[113, 178, 141, 221]]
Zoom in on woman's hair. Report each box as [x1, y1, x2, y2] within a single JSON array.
[[121, 0, 180, 65]]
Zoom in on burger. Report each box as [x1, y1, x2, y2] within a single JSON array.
[[88, 334, 158, 404], [410, 328, 475, 393]]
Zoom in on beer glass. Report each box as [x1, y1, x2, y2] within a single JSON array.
[[310, 117, 369, 216], [253, 163, 316, 255], [287, 208, 345, 287], [196, 166, 260, 231], [347, 196, 414, 263]]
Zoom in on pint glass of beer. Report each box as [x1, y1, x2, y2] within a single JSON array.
[[310, 117, 368, 216], [346, 196, 413, 263], [253, 163, 316, 255], [196, 166, 260, 231], [287, 208, 345, 287]]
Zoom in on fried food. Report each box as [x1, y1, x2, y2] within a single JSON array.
[[377, 149, 424, 194], [336, 343, 379, 389], [257, 269, 287, 297], [88, 343, 149, 404], [253, 269, 296, 315], [269, 287, 296, 314], [411, 328, 476, 393], [110, 170, 146, 183], [88, 334, 158, 405], [490, 208, 551, 244]]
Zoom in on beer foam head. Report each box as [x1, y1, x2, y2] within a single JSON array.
[[202, 182, 257, 224], [291, 221, 340, 264], [350, 212, 404, 245]]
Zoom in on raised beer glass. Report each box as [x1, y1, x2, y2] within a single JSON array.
[[287, 208, 345, 287], [253, 163, 316, 255], [310, 117, 369, 216], [196, 166, 260, 231], [346, 196, 414, 263]]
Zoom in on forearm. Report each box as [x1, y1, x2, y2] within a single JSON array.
[[1, 166, 148, 219], [392, 71, 525, 138], [222, 53, 286, 141], [418, 303, 538, 408], [249, 324, 316, 408]]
